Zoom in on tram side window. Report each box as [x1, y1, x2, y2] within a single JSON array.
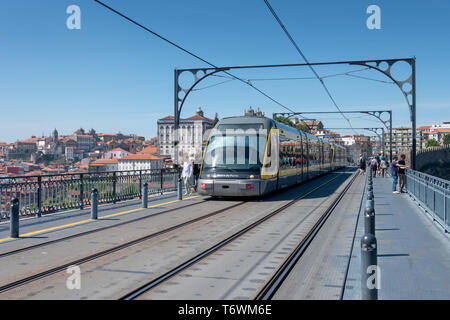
[[279, 136, 297, 170]]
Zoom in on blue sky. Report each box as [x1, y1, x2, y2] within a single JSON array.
[[1, 0, 449, 142]]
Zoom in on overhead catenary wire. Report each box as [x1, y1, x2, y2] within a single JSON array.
[[93, 0, 314, 124], [211, 67, 394, 84], [262, 0, 357, 134]]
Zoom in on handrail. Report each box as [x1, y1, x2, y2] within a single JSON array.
[[0, 169, 178, 220], [406, 169, 449, 233]]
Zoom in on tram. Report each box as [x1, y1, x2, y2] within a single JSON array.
[[197, 116, 347, 197]]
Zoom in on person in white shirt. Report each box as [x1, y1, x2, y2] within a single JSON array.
[[181, 159, 194, 196]]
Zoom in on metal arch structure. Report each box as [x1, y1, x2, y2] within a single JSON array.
[[326, 127, 385, 156], [173, 57, 415, 171], [273, 110, 393, 162], [173, 67, 230, 167]]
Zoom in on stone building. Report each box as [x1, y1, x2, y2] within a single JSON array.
[[157, 107, 214, 164]]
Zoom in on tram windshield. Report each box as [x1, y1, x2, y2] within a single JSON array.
[[202, 124, 267, 171]]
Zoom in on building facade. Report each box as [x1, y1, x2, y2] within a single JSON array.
[[118, 154, 163, 171], [384, 127, 421, 156], [103, 148, 131, 160], [157, 107, 214, 164]]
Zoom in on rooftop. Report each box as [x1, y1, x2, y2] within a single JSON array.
[[120, 154, 163, 161]]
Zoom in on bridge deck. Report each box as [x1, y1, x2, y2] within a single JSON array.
[[343, 174, 450, 300], [0, 169, 448, 300]]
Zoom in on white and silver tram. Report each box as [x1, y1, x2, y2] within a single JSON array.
[[197, 116, 347, 197]]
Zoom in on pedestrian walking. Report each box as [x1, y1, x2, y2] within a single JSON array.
[[358, 154, 366, 175], [380, 157, 388, 178], [181, 159, 194, 196], [193, 162, 200, 192], [370, 157, 378, 178]]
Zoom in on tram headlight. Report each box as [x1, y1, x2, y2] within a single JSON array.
[[249, 174, 255, 179]]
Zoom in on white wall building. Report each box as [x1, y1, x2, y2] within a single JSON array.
[[103, 148, 131, 160], [157, 107, 214, 164], [118, 154, 164, 171], [341, 136, 355, 146]]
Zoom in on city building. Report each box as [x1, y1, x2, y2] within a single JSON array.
[[384, 127, 421, 156], [157, 107, 214, 164], [298, 120, 323, 132], [89, 159, 119, 172], [118, 154, 163, 171], [6, 140, 37, 161], [138, 145, 158, 155], [103, 147, 132, 160], [428, 128, 450, 144]]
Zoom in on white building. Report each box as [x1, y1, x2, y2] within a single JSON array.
[[103, 147, 131, 160], [65, 146, 76, 161], [118, 154, 164, 171], [89, 159, 119, 172], [341, 135, 355, 146], [157, 107, 214, 164]]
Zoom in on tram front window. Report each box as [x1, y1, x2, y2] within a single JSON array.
[[203, 127, 267, 172]]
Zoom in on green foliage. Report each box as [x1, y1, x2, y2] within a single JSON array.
[[443, 134, 450, 145], [425, 138, 440, 148], [273, 116, 294, 127], [296, 123, 310, 133]]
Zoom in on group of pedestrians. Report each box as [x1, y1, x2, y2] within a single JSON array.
[[358, 153, 409, 194], [181, 158, 200, 196], [390, 154, 409, 194]]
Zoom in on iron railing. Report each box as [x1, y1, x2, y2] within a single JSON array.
[[0, 169, 178, 220], [406, 169, 449, 233]]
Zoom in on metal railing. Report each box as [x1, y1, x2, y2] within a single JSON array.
[[0, 169, 178, 220], [406, 169, 449, 233]]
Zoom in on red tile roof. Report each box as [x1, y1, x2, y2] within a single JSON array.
[[91, 159, 119, 165], [432, 128, 450, 133], [120, 154, 163, 161], [186, 115, 214, 121], [159, 116, 175, 121], [138, 146, 157, 154]]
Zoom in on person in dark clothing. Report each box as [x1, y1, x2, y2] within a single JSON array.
[[398, 154, 409, 193], [358, 154, 366, 175], [193, 163, 200, 191], [391, 155, 408, 194], [391, 156, 400, 193]]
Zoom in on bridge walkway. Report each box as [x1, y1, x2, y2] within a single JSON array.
[[343, 173, 450, 299]]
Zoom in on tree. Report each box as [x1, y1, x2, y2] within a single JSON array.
[[296, 123, 310, 133], [75, 128, 85, 135], [426, 138, 439, 148], [443, 134, 450, 145], [274, 116, 294, 127]]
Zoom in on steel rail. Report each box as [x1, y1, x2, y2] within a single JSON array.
[[255, 171, 359, 300], [121, 169, 351, 300], [0, 198, 210, 258], [0, 201, 246, 294]]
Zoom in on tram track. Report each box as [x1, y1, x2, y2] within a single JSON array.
[[0, 200, 246, 294], [120, 170, 355, 300], [0, 197, 211, 258], [255, 171, 359, 300], [0, 169, 353, 298]]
